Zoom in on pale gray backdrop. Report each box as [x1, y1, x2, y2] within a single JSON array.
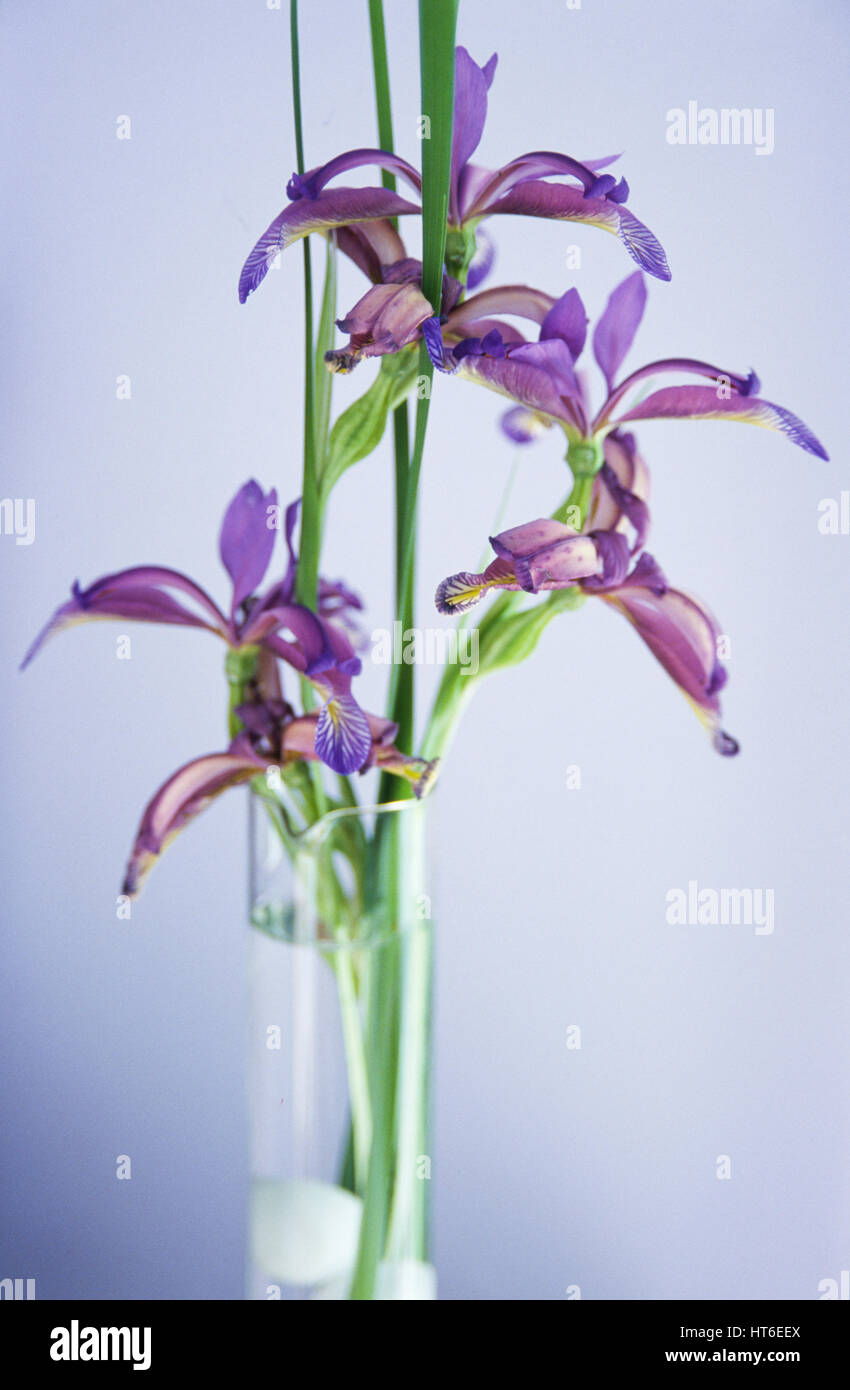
[[1, 0, 848, 1300]]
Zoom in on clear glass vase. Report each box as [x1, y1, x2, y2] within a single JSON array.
[[246, 789, 435, 1301]]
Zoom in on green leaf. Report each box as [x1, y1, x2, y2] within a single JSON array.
[[313, 235, 338, 468], [418, 0, 459, 311], [473, 588, 586, 681], [320, 348, 420, 502]]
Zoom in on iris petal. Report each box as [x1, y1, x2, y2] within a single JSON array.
[[315, 694, 372, 775]]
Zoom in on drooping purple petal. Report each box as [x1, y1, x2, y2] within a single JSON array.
[[219, 480, 278, 618], [614, 550, 668, 596], [314, 694, 372, 775], [450, 49, 497, 222], [540, 287, 588, 362], [481, 180, 670, 281], [594, 356, 763, 430], [122, 748, 263, 897], [615, 386, 829, 458], [592, 271, 647, 393], [21, 567, 228, 669], [598, 578, 738, 753], [238, 187, 420, 303]]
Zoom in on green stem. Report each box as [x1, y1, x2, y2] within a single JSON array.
[[368, 0, 395, 190], [332, 949, 373, 1194], [385, 807, 431, 1261], [368, 0, 414, 799], [225, 646, 260, 739], [290, 0, 320, 609], [382, 0, 458, 758]]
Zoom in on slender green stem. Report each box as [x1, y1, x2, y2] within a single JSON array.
[[392, 402, 410, 601], [418, 0, 459, 310], [385, 806, 431, 1260], [382, 0, 458, 761], [368, 0, 414, 795], [332, 949, 373, 1193], [290, 0, 320, 610], [384, 352, 431, 763], [368, 0, 395, 190], [225, 646, 260, 739]]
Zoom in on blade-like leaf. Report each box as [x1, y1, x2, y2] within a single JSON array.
[[313, 234, 338, 469], [320, 348, 420, 503], [418, 0, 459, 311]]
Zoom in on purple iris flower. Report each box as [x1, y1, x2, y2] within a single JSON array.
[[428, 271, 827, 459], [238, 47, 670, 304], [436, 431, 739, 756], [122, 704, 440, 898], [22, 481, 373, 776]]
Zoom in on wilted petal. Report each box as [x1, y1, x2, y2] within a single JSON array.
[[616, 386, 829, 458], [330, 280, 434, 367], [369, 745, 440, 799], [220, 480, 278, 616], [592, 271, 647, 392], [491, 517, 580, 560], [440, 520, 604, 602], [599, 578, 738, 754], [480, 180, 671, 281], [314, 694, 372, 775], [123, 748, 263, 897], [238, 187, 420, 303]]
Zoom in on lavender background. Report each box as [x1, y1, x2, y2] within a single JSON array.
[[2, 0, 848, 1301]]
